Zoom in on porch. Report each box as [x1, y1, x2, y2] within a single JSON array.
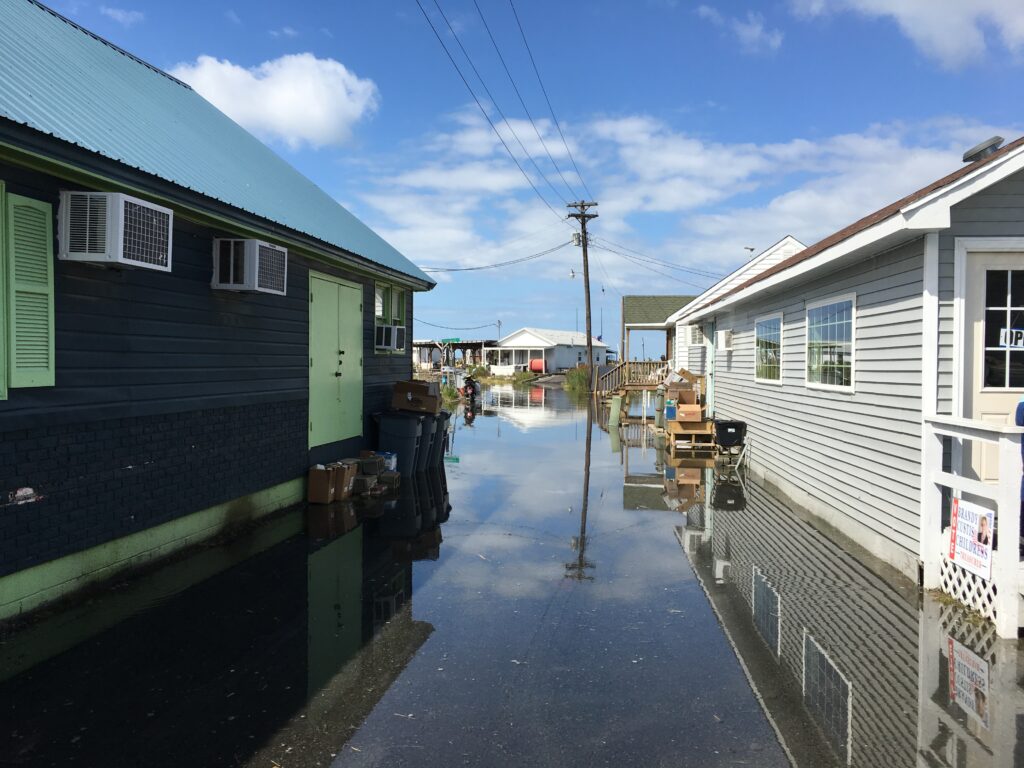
[[483, 346, 547, 376]]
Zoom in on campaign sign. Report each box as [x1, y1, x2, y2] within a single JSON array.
[[948, 498, 993, 581], [1000, 327, 1024, 348], [947, 636, 990, 729]]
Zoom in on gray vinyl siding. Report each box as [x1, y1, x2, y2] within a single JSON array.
[[937, 169, 1024, 414], [711, 238, 925, 562]]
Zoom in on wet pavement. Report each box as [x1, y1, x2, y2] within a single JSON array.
[[2, 385, 1023, 767]]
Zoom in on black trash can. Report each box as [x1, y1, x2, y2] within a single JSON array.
[[416, 413, 437, 472], [377, 412, 423, 479], [428, 410, 450, 468]]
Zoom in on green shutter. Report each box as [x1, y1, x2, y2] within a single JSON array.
[[6, 193, 55, 388]]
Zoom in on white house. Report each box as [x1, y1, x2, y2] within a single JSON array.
[[483, 328, 608, 375], [668, 135, 1024, 636]]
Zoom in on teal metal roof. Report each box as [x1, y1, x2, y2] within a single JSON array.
[[0, 0, 433, 286]]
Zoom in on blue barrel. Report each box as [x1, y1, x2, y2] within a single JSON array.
[[416, 413, 437, 472], [428, 410, 450, 467], [377, 412, 422, 479]]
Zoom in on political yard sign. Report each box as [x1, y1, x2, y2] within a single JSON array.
[[948, 498, 994, 581], [947, 636, 991, 729]]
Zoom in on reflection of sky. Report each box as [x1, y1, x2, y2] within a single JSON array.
[[339, 388, 789, 767]]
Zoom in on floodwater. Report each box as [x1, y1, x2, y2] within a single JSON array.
[[2, 386, 1023, 767]]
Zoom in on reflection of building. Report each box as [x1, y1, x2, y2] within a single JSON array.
[[483, 327, 608, 375], [680, 476, 921, 767], [482, 385, 578, 430]]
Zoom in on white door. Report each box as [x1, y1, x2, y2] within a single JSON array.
[[964, 253, 1024, 481]]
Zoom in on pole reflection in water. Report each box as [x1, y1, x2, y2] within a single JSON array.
[[565, 402, 595, 581], [678, 470, 1024, 768], [0, 467, 453, 768]]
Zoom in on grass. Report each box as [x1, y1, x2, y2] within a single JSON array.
[[440, 383, 460, 404], [563, 365, 592, 394]]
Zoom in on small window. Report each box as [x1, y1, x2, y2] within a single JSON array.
[[374, 282, 406, 352], [984, 269, 1024, 388], [803, 632, 852, 765], [755, 313, 782, 383], [806, 295, 855, 391]]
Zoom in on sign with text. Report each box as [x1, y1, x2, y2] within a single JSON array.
[[947, 636, 990, 729], [948, 498, 994, 581], [999, 328, 1024, 348]]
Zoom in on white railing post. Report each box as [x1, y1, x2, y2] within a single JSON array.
[[920, 419, 945, 588], [992, 431, 1022, 638]]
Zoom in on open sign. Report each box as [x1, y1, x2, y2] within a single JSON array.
[[1000, 328, 1024, 348]]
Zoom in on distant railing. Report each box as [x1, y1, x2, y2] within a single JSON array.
[[596, 361, 668, 393], [921, 414, 1022, 638]]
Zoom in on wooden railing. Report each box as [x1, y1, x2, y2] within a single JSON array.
[[596, 361, 668, 393]]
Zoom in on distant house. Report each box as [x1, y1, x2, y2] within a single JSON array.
[[0, 1, 433, 618], [483, 328, 607, 375], [669, 135, 1024, 635]]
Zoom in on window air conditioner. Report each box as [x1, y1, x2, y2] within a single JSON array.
[[211, 239, 288, 295], [392, 325, 407, 351], [59, 191, 173, 271], [716, 329, 734, 351]]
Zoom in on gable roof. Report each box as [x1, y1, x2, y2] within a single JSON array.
[[665, 236, 805, 326], [622, 295, 695, 326], [0, 0, 432, 287], [498, 327, 608, 348], [683, 135, 1024, 318]]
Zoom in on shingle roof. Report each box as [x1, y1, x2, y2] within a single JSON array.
[[622, 295, 695, 325], [0, 0, 433, 286], [706, 135, 1024, 309]]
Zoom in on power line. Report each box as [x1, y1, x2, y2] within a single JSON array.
[[429, 0, 568, 208], [590, 244, 713, 290], [418, 319, 498, 331], [472, 0, 579, 200], [592, 237, 725, 279], [421, 241, 570, 272], [413, 0, 563, 223], [509, 0, 593, 200]]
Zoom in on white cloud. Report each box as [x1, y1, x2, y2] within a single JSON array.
[[100, 5, 143, 27], [224, 9, 241, 25], [170, 53, 378, 149], [790, 0, 1024, 68], [697, 5, 783, 53], [269, 26, 299, 38]]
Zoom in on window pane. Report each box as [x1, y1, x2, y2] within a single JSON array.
[[1012, 270, 1024, 307], [984, 350, 1007, 388], [985, 309, 1007, 348], [986, 270, 1008, 307], [374, 285, 385, 319], [392, 289, 404, 323], [807, 300, 853, 387], [1010, 351, 1024, 388]]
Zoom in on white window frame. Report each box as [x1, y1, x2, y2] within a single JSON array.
[[804, 293, 856, 394], [754, 312, 784, 385]]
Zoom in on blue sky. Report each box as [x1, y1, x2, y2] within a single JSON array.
[[55, 0, 1024, 353]]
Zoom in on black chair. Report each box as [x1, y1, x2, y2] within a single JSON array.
[[714, 420, 747, 472]]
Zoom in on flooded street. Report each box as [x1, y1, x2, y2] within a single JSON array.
[[2, 386, 1023, 767]]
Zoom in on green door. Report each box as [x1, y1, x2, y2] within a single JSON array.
[[309, 274, 363, 448]]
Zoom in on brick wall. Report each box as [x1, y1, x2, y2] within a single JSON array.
[[0, 400, 308, 577]]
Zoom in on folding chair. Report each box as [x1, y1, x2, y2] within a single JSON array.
[[714, 420, 747, 475]]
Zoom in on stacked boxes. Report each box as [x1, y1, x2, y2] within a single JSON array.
[[392, 380, 441, 415]]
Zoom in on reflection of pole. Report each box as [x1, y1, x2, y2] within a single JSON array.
[[566, 403, 595, 580]]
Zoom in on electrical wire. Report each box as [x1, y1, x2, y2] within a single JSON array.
[[509, 0, 593, 200], [590, 244, 714, 290], [413, 0, 564, 223], [421, 241, 570, 272], [472, 0, 579, 201], [591, 237, 725, 279], [418, 319, 498, 331], [429, 0, 568, 208]]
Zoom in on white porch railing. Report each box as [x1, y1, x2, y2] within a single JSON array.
[[921, 415, 1023, 638]]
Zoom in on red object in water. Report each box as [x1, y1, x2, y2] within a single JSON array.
[[529, 359, 545, 373]]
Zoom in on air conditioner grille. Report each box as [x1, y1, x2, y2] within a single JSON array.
[[257, 244, 287, 293], [67, 193, 108, 255], [393, 325, 407, 350], [122, 200, 170, 268]]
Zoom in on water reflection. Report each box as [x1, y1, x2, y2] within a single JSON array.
[[0, 467, 452, 768], [678, 470, 1024, 768]]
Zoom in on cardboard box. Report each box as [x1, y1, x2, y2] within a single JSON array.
[[673, 404, 703, 423], [307, 466, 336, 504], [676, 467, 701, 485], [678, 483, 704, 502], [353, 474, 376, 495], [392, 389, 441, 414], [332, 460, 359, 500], [359, 455, 386, 475]]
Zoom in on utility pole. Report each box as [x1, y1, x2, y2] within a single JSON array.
[[567, 201, 598, 392]]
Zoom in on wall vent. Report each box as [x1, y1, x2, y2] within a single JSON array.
[[716, 329, 734, 351], [211, 239, 288, 295], [59, 191, 172, 271]]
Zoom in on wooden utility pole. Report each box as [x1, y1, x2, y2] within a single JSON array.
[[567, 201, 598, 391]]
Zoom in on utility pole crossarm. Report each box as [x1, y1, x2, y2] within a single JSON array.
[[567, 201, 598, 393]]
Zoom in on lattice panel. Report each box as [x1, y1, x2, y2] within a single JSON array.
[[937, 600, 998, 662], [939, 557, 998, 623]]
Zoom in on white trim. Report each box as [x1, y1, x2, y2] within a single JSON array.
[[952, 237, 1024, 419], [753, 311, 784, 385], [804, 292, 857, 394], [677, 144, 1024, 325]]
